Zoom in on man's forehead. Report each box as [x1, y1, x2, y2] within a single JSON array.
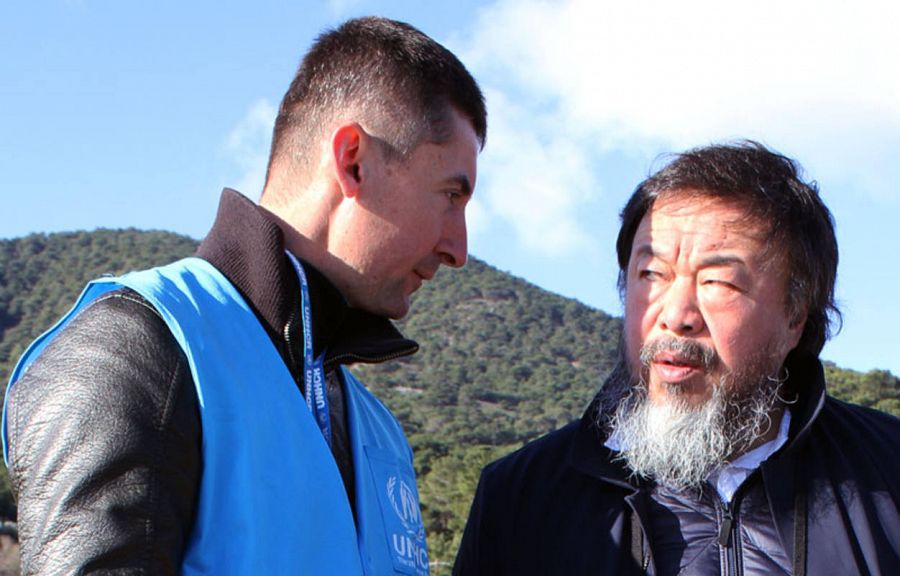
[[644, 192, 770, 236], [633, 192, 780, 262]]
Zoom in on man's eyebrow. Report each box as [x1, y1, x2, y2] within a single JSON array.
[[447, 174, 473, 197], [630, 246, 748, 268], [698, 254, 748, 268], [632, 244, 656, 261]]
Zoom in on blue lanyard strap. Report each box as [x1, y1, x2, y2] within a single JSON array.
[[285, 251, 332, 447]]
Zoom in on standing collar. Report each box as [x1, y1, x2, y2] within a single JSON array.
[[779, 354, 827, 448], [195, 188, 418, 366]]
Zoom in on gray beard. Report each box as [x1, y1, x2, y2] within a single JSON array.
[[598, 339, 787, 492]]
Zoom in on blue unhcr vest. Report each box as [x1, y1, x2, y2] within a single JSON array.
[[3, 257, 430, 575]]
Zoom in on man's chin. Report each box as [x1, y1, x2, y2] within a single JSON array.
[[385, 295, 412, 320], [647, 374, 714, 408], [352, 291, 410, 320]]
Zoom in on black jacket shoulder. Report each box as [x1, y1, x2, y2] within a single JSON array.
[[819, 395, 900, 438], [481, 421, 579, 484], [804, 395, 900, 487], [454, 420, 637, 576], [7, 288, 201, 575]]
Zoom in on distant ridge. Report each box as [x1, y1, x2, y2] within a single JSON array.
[[2, 229, 897, 572]]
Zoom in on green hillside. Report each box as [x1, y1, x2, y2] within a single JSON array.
[[2, 230, 898, 571]]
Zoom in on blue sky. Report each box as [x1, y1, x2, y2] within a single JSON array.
[[3, 0, 899, 375]]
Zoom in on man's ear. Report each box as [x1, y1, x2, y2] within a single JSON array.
[[332, 123, 369, 199]]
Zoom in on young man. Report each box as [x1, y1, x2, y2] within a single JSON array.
[[5, 17, 485, 575], [454, 142, 899, 575]]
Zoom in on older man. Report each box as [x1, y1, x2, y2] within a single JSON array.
[[454, 142, 899, 575], [5, 17, 485, 575]]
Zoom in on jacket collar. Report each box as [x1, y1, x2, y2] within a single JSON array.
[[195, 188, 418, 367], [759, 354, 827, 563], [779, 354, 827, 452], [568, 396, 640, 490]]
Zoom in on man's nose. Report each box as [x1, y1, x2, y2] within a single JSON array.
[[658, 277, 703, 335], [437, 211, 467, 268]]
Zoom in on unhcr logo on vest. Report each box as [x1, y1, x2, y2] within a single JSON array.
[[387, 475, 429, 574]]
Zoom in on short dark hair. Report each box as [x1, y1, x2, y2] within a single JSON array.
[[265, 16, 486, 181], [616, 141, 840, 359]]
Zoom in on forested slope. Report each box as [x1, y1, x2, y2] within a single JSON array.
[[2, 230, 897, 571]]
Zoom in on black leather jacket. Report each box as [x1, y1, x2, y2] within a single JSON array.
[[6, 189, 418, 574]]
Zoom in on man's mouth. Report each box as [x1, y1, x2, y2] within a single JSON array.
[[652, 352, 703, 382], [640, 338, 717, 373], [414, 267, 437, 283], [408, 269, 435, 296]]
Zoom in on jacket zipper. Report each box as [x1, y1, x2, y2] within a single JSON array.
[[283, 308, 417, 374], [283, 307, 305, 389], [716, 496, 742, 576]]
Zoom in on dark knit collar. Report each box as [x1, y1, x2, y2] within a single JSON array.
[[195, 188, 418, 366]]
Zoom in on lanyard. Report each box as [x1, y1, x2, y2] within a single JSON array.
[[285, 251, 332, 447]]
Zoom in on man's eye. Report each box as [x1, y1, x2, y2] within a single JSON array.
[[445, 190, 466, 205], [703, 279, 739, 291], [639, 269, 661, 280]]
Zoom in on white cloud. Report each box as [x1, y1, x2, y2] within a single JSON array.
[[474, 88, 598, 256], [469, 0, 900, 144], [464, 195, 490, 245], [224, 99, 277, 196], [459, 0, 900, 256]]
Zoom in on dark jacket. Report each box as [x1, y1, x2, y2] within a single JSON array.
[[454, 357, 900, 575], [5, 189, 418, 574]]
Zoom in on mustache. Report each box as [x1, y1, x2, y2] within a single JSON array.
[[638, 337, 718, 371]]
